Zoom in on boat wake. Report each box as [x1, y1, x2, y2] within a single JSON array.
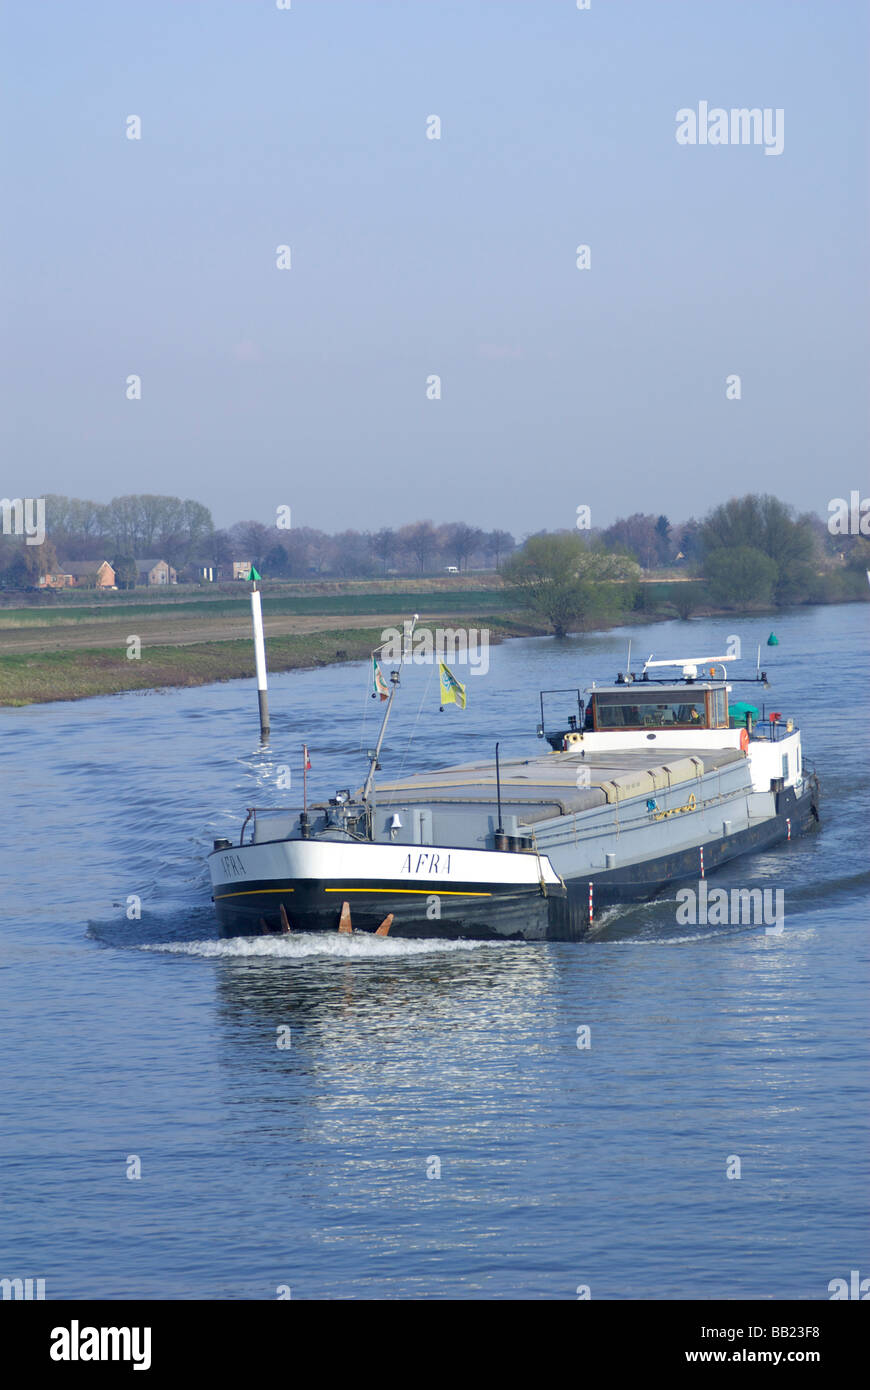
[[136, 933, 514, 961], [584, 905, 627, 935]]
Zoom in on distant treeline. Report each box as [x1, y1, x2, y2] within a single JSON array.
[[0, 493, 734, 578], [501, 495, 869, 634], [1, 492, 868, 612]]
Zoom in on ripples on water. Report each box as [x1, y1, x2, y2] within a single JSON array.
[[1, 608, 868, 1298]]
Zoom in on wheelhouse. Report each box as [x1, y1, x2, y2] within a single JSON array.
[[537, 655, 774, 751], [586, 683, 729, 733]]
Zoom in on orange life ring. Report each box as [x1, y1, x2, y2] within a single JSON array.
[[740, 728, 749, 752]]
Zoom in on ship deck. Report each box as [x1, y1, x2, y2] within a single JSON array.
[[373, 746, 745, 824]]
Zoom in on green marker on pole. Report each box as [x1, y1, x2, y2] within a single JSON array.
[[248, 566, 261, 583], [767, 632, 779, 646]]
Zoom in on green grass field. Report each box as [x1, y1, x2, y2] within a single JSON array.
[[0, 617, 523, 705], [0, 628, 385, 704], [0, 588, 513, 628]]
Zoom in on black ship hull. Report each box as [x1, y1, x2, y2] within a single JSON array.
[[212, 776, 820, 943]]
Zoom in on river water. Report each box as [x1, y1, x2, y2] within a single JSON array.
[[1, 606, 867, 1299]]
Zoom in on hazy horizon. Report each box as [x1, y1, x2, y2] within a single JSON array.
[[2, 0, 867, 534]]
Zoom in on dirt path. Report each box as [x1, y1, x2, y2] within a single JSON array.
[[0, 611, 480, 655]]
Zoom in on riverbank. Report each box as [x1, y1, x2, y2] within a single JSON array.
[[2, 579, 864, 706], [0, 615, 536, 705]]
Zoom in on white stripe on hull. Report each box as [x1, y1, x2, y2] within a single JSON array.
[[209, 838, 562, 890]]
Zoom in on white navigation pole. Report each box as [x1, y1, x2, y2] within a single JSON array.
[[249, 565, 270, 740]]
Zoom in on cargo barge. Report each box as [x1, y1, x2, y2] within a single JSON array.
[[208, 652, 820, 940]]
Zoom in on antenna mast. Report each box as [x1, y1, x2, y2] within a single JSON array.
[[362, 614, 418, 806]]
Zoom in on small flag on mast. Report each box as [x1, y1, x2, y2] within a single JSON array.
[[439, 662, 466, 709], [302, 743, 311, 815], [372, 657, 390, 701]]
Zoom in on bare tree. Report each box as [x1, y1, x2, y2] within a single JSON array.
[[440, 522, 485, 572], [370, 527, 397, 575], [398, 520, 438, 573], [485, 529, 515, 571]]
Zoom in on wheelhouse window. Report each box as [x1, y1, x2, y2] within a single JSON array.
[[590, 688, 714, 731]]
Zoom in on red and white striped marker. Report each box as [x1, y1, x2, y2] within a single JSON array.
[[588, 881, 594, 924], [786, 818, 791, 841], [700, 845, 705, 878]]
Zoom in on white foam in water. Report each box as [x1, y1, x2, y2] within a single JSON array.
[[607, 924, 757, 946], [139, 933, 513, 960], [584, 905, 626, 934]]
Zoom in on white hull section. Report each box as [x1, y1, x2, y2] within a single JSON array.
[[210, 838, 563, 893]]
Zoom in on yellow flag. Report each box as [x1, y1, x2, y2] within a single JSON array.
[[439, 661, 466, 709]]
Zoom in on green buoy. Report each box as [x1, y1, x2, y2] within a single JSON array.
[[767, 632, 779, 646]]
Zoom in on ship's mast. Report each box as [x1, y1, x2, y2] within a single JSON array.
[[643, 654, 738, 680], [362, 614, 418, 807], [362, 669, 399, 804]]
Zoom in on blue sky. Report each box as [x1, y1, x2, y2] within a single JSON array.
[[1, 0, 867, 534]]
